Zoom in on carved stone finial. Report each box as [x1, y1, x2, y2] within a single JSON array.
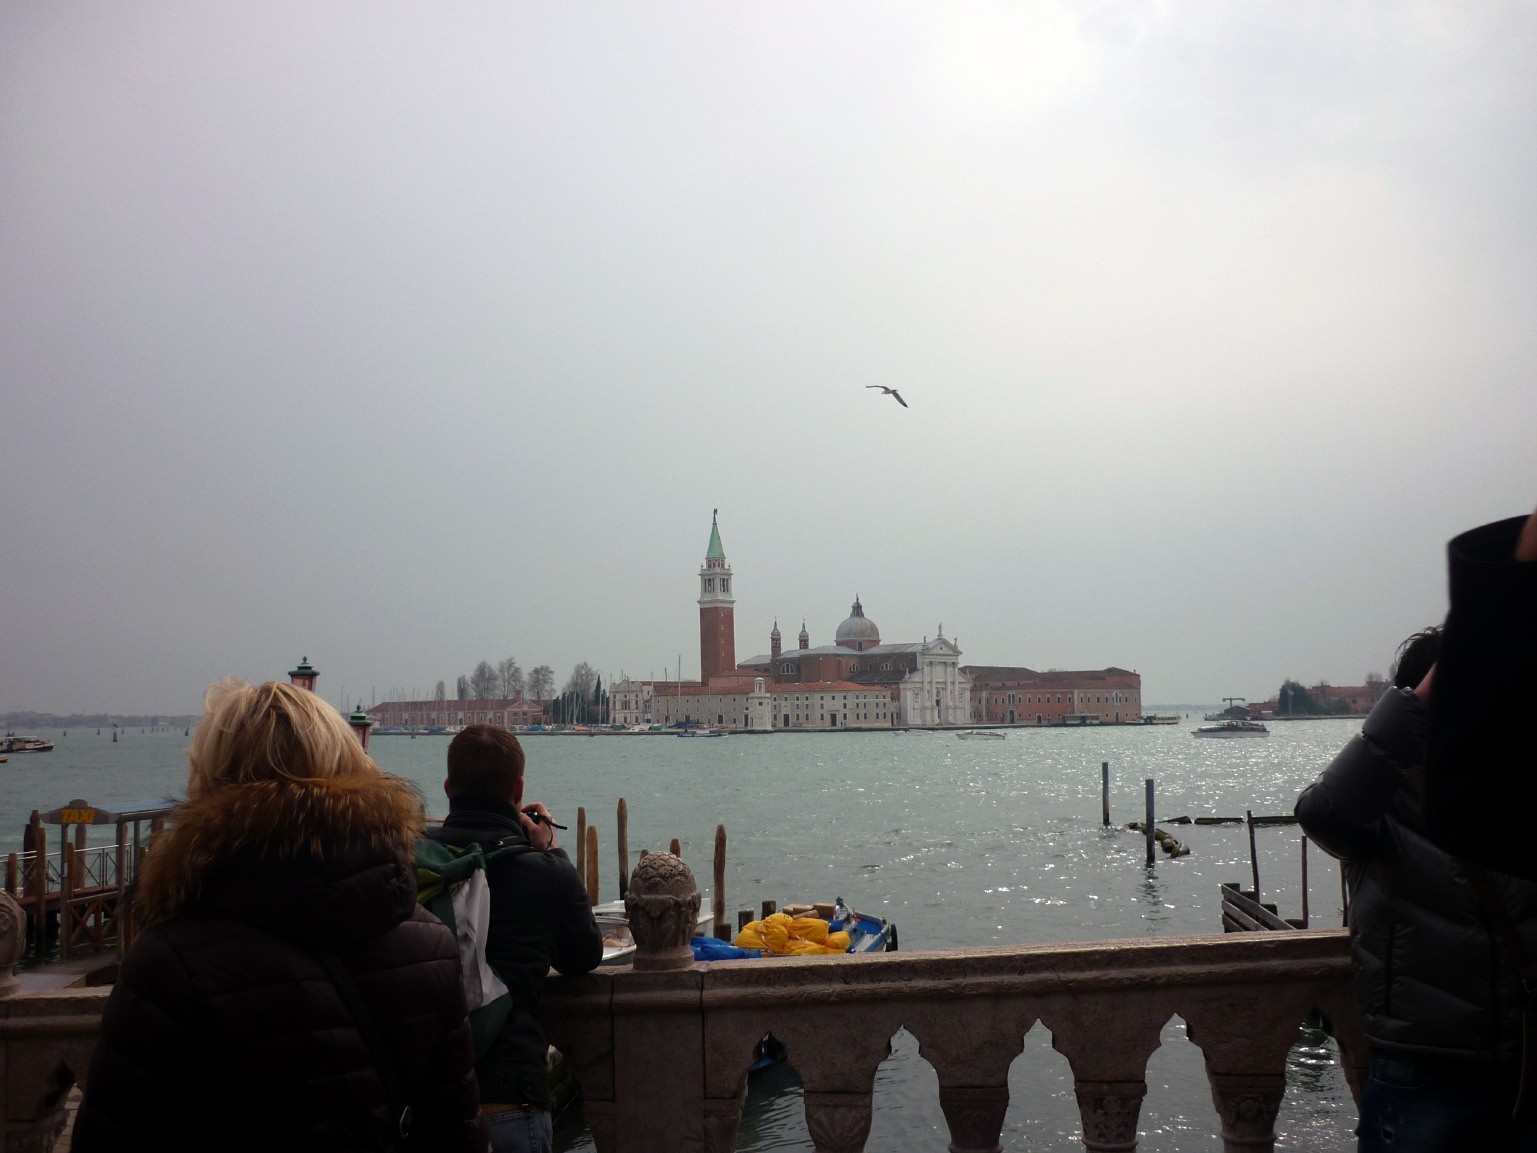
[[624, 852, 700, 971], [0, 890, 24, 998]]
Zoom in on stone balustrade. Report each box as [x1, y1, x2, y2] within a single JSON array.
[[0, 859, 1365, 1153], [542, 854, 1366, 1153]]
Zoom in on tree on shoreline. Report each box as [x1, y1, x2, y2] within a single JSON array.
[[527, 666, 554, 701]]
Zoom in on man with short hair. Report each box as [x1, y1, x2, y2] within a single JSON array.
[[428, 725, 604, 1153]]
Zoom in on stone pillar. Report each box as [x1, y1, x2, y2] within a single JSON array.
[[1074, 1081, 1147, 1152], [937, 1084, 1009, 1153], [1208, 1072, 1285, 1151], [0, 889, 69, 1153], [611, 854, 726, 1151]]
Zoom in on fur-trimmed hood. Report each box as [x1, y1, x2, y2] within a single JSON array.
[[135, 771, 427, 944]]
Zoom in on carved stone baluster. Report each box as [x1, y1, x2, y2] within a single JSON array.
[[1182, 984, 1318, 1153], [803, 1091, 874, 1153], [1041, 991, 1173, 1153], [908, 998, 1033, 1153], [936, 1085, 1010, 1153], [768, 1011, 896, 1153], [1073, 1080, 1147, 1153], [1206, 1071, 1286, 1151]]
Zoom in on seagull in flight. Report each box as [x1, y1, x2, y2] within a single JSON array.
[[866, 384, 908, 408]]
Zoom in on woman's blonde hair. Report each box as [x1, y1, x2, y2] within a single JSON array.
[[188, 678, 379, 798]]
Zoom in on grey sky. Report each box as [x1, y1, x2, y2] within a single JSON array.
[[4, 3, 1535, 714]]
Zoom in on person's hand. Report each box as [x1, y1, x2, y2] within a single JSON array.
[[519, 802, 558, 851], [1517, 502, 1537, 562]]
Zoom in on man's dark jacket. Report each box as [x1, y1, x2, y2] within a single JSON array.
[[1296, 687, 1537, 1064], [427, 794, 604, 1110]]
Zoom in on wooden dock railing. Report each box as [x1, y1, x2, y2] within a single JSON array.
[[3, 800, 175, 960]]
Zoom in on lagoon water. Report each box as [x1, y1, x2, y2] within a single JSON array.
[[3, 720, 1360, 1150]]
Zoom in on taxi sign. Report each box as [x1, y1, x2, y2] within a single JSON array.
[[41, 799, 114, 826]]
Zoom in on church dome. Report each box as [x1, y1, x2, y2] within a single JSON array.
[[835, 597, 880, 649]]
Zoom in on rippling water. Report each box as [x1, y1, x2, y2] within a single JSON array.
[[3, 719, 1361, 1149]]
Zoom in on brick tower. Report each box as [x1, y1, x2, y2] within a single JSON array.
[[698, 509, 736, 685]]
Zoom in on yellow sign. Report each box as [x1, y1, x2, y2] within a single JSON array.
[[60, 807, 96, 825]]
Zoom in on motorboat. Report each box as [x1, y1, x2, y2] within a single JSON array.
[[956, 730, 1005, 740], [1, 734, 54, 753], [726, 899, 897, 1072], [1193, 719, 1270, 737]]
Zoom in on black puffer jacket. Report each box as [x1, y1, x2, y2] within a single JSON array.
[[1297, 687, 1537, 1063], [427, 794, 603, 1110], [1426, 514, 1537, 876], [73, 774, 484, 1153]]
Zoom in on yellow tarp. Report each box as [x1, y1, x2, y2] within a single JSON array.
[[734, 912, 851, 955]]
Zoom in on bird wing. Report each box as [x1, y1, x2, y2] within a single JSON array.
[[865, 385, 885, 391], [892, 390, 908, 408]]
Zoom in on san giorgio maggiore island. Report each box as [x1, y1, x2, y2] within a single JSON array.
[[367, 511, 1143, 734]]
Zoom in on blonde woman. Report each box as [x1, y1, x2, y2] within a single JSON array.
[[74, 680, 484, 1152]]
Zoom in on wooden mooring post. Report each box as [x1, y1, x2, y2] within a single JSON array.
[[585, 825, 600, 907], [616, 798, 629, 900], [1101, 762, 1110, 827], [1300, 835, 1310, 929], [712, 825, 728, 941], [1144, 780, 1155, 866], [1247, 809, 1261, 904]]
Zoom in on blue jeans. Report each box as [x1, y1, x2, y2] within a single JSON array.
[[486, 1107, 553, 1153], [1357, 1051, 1537, 1152]]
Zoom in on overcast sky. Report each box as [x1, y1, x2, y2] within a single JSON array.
[[4, 3, 1535, 715]]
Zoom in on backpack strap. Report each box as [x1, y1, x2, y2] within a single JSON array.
[[316, 947, 413, 1146]]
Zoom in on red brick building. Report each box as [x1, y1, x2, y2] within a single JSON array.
[[961, 666, 1143, 725]]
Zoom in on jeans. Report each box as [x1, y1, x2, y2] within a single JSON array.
[[486, 1107, 553, 1153], [1357, 1051, 1537, 1152]]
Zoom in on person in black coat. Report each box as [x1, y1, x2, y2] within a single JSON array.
[[427, 725, 603, 1153], [73, 679, 485, 1153], [1424, 507, 1537, 876], [1296, 500, 1537, 1151]]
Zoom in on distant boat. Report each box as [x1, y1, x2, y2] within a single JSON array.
[[1143, 714, 1181, 725], [1193, 719, 1270, 738], [677, 728, 724, 738], [1, 734, 55, 753], [956, 730, 1005, 741]]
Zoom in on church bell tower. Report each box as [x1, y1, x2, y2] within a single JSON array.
[[698, 509, 736, 684]]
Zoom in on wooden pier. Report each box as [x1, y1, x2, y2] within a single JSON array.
[[3, 799, 174, 959]]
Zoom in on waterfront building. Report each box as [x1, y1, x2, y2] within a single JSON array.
[[607, 678, 654, 727], [961, 665, 1143, 725], [604, 518, 967, 730], [736, 600, 970, 728], [643, 676, 899, 731], [366, 696, 545, 731]]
